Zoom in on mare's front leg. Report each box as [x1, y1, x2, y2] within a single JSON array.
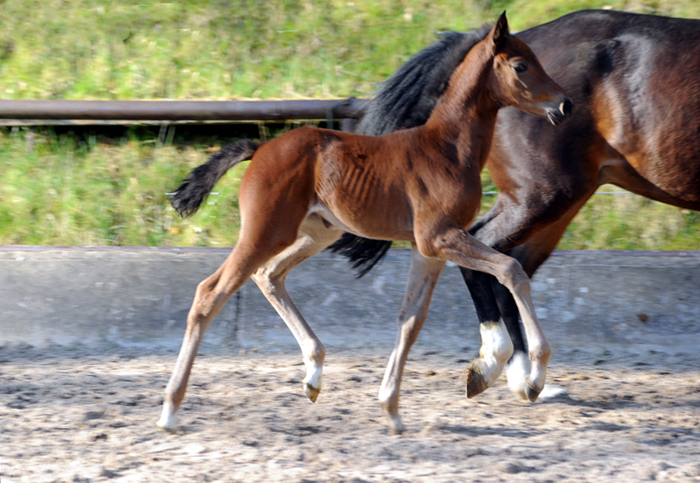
[[459, 267, 519, 398], [378, 247, 444, 435], [418, 226, 551, 402], [251, 213, 342, 402], [463, 194, 592, 400]]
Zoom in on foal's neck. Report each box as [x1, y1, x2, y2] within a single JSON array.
[[423, 40, 500, 170]]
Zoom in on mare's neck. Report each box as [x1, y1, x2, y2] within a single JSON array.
[[423, 41, 500, 171]]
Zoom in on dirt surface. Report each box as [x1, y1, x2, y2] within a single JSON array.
[[2, 341, 700, 483]]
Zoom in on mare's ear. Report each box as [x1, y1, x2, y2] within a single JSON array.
[[490, 11, 509, 46]]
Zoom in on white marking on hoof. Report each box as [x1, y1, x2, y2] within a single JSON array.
[[474, 320, 514, 387], [505, 351, 530, 402], [302, 358, 322, 403], [156, 401, 178, 431]]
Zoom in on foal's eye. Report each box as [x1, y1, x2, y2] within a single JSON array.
[[513, 62, 528, 74]]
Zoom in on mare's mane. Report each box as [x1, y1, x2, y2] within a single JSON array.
[[328, 26, 488, 275], [355, 26, 489, 136]]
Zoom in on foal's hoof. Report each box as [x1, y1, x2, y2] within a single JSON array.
[[156, 402, 178, 432], [304, 382, 320, 403], [465, 364, 488, 399], [524, 380, 541, 403], [388, 420, 406, 436], [156, 415, 178, 432], [383, 411, 406, 436]]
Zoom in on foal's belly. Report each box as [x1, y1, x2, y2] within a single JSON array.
[[308, 202, 415, 243]]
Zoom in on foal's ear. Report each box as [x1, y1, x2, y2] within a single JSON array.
[[490, 11, 509, 46]]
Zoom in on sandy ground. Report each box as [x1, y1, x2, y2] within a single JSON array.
[[1, 340, 700, 483]]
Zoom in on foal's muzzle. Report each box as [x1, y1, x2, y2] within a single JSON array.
[[545, 97, 573, 126]]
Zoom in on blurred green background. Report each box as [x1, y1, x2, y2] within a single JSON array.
[[0, 0, 698, 249]]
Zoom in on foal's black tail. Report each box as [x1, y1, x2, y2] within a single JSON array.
[[170, 139, 259, 218]]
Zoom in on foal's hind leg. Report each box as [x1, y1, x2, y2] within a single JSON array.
[[157, 207, 307, 430], [156, 246, 269, 431], [417, 226, 551, 402], [251, 213, 342, 403], [378, 247, 444, 435]]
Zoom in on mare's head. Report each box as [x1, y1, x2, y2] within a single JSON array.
[[485, 12, 572, 125]]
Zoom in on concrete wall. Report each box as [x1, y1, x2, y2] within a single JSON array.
[[1, 246, 699, 352]]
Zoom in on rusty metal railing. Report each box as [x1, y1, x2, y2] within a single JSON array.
[[0, 98, 364, 126]]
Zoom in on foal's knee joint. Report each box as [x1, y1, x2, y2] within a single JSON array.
[[501, 258, 529, 290], [252, 270, 285, 297]]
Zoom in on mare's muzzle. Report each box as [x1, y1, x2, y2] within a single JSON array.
[[546, 97, 573, 125]]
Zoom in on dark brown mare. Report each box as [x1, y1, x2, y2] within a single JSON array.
[[157, 13, 572, 435], [331, 9, 700, 400]]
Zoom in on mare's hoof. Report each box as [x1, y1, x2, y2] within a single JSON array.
[[465, 364, 488, 399], [304, 382, 320, 403], [524, 380, 541, 402]]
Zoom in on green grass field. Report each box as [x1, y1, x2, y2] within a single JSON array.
[[0, 0, 699, 250]]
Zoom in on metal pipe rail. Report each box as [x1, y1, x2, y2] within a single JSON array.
[[0, 98, 364, 123]]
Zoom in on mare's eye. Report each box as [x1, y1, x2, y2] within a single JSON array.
[[513, 62, 527, 74]]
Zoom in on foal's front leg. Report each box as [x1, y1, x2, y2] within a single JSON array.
[[378, 247, 444, 435], [251, 214, 342, 402]]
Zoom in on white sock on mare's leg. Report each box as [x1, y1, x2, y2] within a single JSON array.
[[466, 320, 514, 398], [477, 320, 514, 386]]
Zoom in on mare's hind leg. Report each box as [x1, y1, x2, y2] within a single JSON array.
[[251, 213, 342, 403], [417, 226, 551, 402], [378, 247, 444, 435]]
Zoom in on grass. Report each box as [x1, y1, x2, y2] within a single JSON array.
[[2, 127, 698, 250], [1, 0, 698, 100], [0, 126, 254, 247], [0, 0, 699, 250]]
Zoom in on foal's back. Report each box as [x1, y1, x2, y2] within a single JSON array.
[[241, 125, 478, 243]]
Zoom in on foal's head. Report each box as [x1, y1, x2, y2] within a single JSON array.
[[486, 12, 572, 125]]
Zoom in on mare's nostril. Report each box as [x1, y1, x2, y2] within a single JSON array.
[[560, 98, 573, 117]]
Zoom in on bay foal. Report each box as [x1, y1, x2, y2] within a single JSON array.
[[158, 12, 572, 435]]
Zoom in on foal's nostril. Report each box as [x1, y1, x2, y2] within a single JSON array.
[[560, 98, 573, 117]]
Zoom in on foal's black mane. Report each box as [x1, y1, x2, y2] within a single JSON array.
[[328, 26, 488, 276]]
